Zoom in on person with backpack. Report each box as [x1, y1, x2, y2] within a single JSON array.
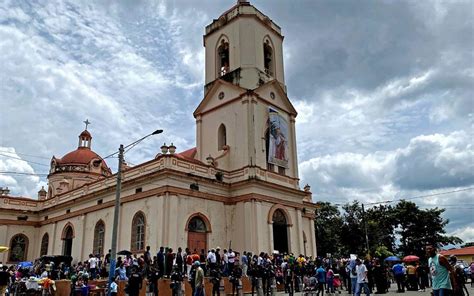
[[349, 260, 358, 295]]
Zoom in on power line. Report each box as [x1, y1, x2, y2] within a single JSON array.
[[0, 171, 49, 177], [364, 187, 474, 206], [0, 150, 50, 160], [0, 153, 50, 167]]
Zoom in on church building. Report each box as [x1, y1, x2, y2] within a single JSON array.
[[0, 0, 317, 264]]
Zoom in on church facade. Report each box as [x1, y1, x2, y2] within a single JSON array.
[[0, 1, 317, 264]]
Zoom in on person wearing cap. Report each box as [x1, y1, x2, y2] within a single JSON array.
[[194, 261, 205, 296]]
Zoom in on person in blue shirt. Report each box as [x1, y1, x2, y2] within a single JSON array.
[[392, 262, 406, 292], [316, 264, 326, 296]]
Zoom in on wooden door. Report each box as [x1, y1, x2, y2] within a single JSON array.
[[187, 232, 207, 252]]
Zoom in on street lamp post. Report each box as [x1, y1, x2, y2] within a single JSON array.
[[108, 130, 163, 295]]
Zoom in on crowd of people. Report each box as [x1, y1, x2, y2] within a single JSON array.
[[0, 244, 473, 296]]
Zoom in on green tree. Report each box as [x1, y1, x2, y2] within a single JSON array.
[[340, 202, 366, 256], [314, 202, 344, 257], [374, 245, 394, 259], [393, 200, 463, 259], [365, 204, 397, 255]]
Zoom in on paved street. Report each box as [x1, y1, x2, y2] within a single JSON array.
[[272, 283, 474, 296]]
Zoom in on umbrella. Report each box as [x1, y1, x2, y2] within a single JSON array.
[[117, 250, 132, 256], [18, 261, 33, 268], [0, 246, 8, 253], [403, 255, 420, 262], [384, 256, 401, 262]]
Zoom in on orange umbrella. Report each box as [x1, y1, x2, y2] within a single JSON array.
[[403, 255, 420, 262]]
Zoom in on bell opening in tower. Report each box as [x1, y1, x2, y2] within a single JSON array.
[[264, 40, 274, 77], [218, 40, 229, 77]]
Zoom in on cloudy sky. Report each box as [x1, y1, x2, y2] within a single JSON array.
[[0, 0, 473, 243]]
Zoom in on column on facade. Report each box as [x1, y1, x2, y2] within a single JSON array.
[[52, 222, 57, 255], [310, 217, 317, 257], [155, 195, 165, 247], [247, 94, 256, 167], [296, 209, 304, 255], [290, 116, 299, 179], [167, 194, 179, 249], [251, 199, 260, 253], [196, 116, 202, 160], [80, 214, 87, 260], [243, 202, 254, 253], [161, 193, 170, 247], [267, 222, 273, 254], [0, 225, 7, 263]]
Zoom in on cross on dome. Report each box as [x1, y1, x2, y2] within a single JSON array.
[[83, 119, 91, 130]]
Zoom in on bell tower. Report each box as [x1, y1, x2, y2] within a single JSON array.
[[195, 1, 299, 187], [203, 0, 286, 92]]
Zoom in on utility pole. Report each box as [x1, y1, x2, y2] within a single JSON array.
[[105, 129, 162, 296], [362, 203, 370, 257], [108, 144, 123, 296]]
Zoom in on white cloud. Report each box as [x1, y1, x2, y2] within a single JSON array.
[[0, 147, 46, 197], [0, 0, 472, 242], [452, 226, 474, 244]]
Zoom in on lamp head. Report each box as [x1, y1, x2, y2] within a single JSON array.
[[152, 129, 163, 135]]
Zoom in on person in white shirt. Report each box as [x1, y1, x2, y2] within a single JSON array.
[[223, 249, 229, 276], [228, 249, 236, 272], [355, 259, 370, 296], [110, 279, 118, 296], [207, 249, 217, 270], [88, 254, 98, 279]]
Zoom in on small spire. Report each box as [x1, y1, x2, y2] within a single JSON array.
[[83, 119, 91, 130]]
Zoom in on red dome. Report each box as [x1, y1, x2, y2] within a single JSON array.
[[79, 130, 92, 138], [58, 147, 109, 169]]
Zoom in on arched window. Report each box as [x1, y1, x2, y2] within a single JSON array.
[[131, 212, 146, 252], [217, 39, 229, 77], [9, 234, 28, 262], [62, 224, 74, 256], [188, 216, 207, 233], [93, 220, 105, 256], [40, 233, 49, 256], [263, 39, 274, 76], [273, 209, 287, 225], [218, 124, 227, 150]]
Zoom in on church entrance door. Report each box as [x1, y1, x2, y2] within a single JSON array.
[[187, 216, 208, 252], [188, 232, 207, 253], [272, 209, 289, 253]]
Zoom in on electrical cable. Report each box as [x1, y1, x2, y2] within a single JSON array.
[[0, 153, 50, 167]]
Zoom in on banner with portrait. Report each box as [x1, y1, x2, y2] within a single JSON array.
[[268, 108, 289, 168]]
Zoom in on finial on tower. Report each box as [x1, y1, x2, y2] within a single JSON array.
[[83, 119, 91, 130]]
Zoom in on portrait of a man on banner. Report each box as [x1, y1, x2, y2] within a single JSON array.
[[268, 108, 289, 168]]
